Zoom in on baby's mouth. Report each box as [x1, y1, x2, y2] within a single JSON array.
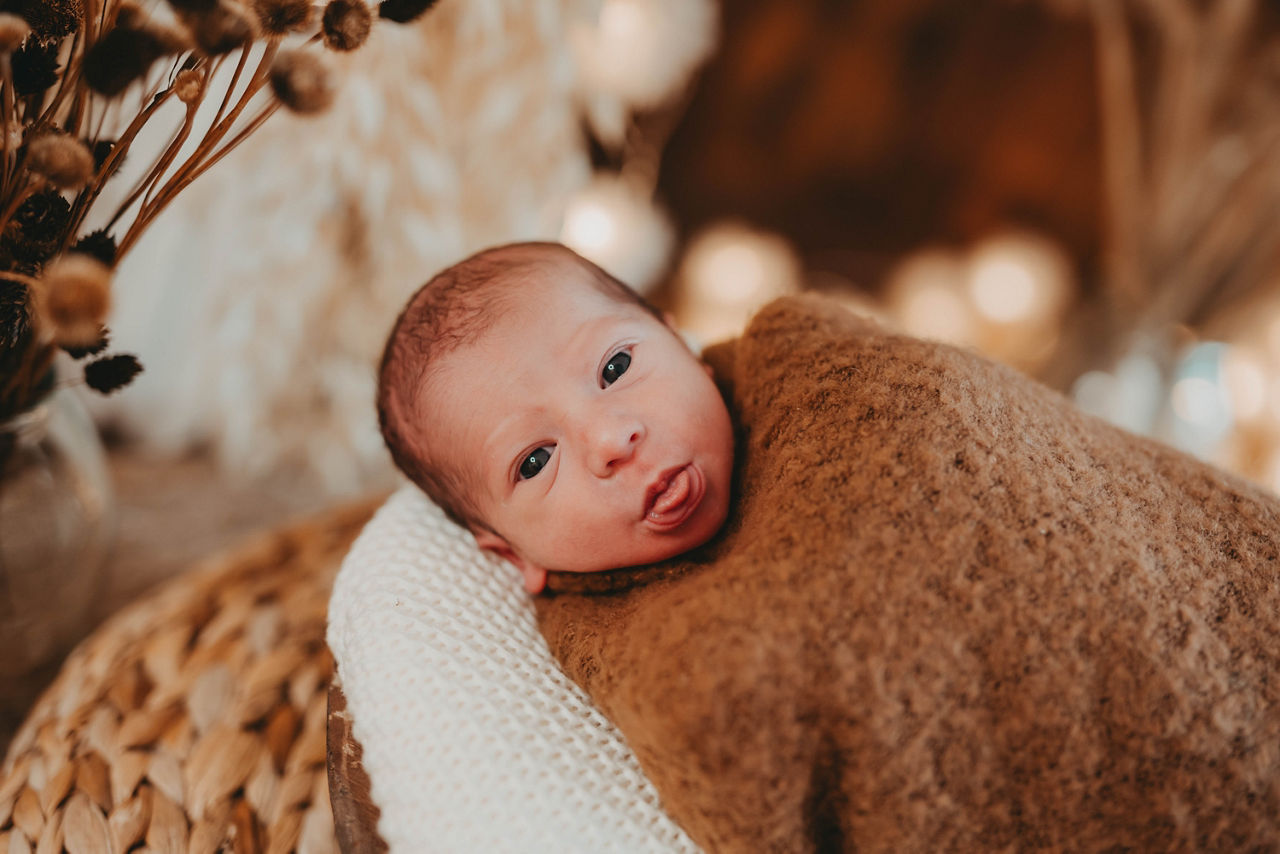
[[643, 465, 703, 530]]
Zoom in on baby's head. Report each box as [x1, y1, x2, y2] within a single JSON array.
[[379, 242, 734, 594]]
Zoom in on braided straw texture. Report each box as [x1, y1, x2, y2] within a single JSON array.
[[327, 486, 699, 853], [0, 497, 381, 854]]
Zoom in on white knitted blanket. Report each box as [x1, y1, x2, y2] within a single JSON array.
[[326, 485, 699, 852]]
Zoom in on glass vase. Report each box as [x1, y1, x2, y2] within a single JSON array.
[[0, 387, 114, 682]]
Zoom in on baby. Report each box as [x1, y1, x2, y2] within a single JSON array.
[[380, 244, 1280, 850], [377, 241, 736, 595]]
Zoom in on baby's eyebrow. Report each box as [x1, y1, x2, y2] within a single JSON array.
[[481, 411, 537, 477], [572, 314, 627, 357]]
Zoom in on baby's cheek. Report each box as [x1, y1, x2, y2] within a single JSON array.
[[536, 504, 611, 564]]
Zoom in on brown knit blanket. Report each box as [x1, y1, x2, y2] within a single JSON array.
[[534, 295, 1280, 853]]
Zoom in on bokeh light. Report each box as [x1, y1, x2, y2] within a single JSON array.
[[1170, 342, 1233, 456], [572, 0, 717, 116], [676, 222, 800, 343], [562, 198, 616, 254], [967, 231, 1071, 326], [1072, 370, 1115, 421], [1171, 377, 1224, 424], [560, 174, 675, 294], [886, 250, 975, 345], [1222, 347, 1268, 422]]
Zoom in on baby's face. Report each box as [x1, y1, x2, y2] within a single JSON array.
[[423, 267, 734, 593]]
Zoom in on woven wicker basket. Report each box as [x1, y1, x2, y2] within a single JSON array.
[[0, 496, 380, 853]]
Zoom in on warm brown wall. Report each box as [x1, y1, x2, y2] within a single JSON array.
[[657, 0, 1103, 289]]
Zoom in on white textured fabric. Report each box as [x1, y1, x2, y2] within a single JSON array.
[[327, 485, 700, 853]]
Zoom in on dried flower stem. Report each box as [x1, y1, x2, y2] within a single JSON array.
[[1150, 136, 1280, 324], [0, 270, 52, 405], [170, 98, 280, 198], [138, 70, 210, 215], [212, 47, 252, 129], [1145, 3, 1196, 238], [1041, 0, 1280, 388], [0, 178, 44, 234], [66, 76, 93, 140], [205, 42, 281, 148], [117, 102, 284, 259], [60, 88, 176, 253], [118, 42, 280, 258], [1, 343, 52, 401], [103, 104, 198, 234], [33, 41, 84, 136], [1, 54, 14, 196], [85, 0, 104, 43], [1090, 0, 1147, 315], [0, 269, 43, 289]]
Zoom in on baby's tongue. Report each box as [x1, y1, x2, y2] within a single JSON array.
[[651, 469, 691, 516]]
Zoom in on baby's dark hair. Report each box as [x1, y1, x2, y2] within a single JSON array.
[[377, 241, 662, 529]]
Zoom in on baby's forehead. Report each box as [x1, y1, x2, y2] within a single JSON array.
[[481, 274, 629, 339], [413, 255, 640, 401], [417, 271, 632, 415]]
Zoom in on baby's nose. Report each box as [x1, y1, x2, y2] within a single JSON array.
[[584, 417, 644, 477]]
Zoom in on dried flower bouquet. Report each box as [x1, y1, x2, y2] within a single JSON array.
[[0, 0, 438, 422]]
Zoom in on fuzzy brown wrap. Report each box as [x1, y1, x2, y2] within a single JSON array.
[[534, 295, 1280, 852]]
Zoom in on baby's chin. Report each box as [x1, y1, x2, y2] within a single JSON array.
[[573, 495, 731, 575]]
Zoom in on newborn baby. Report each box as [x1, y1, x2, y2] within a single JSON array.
[[377, 241, 735, 594], [380, 243, 1280, 851]]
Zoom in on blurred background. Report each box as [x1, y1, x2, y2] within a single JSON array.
[[5, 0, 1280, 742]]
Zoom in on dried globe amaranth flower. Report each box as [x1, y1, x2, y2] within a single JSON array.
[[39, 253, 112, 349], [11, 190, 71, 268], [322, 0, 371, 51], [113, 0, 147, 28], [1, 0, 81, 41], [173, 68, 202, 104], [61, 327, 108, 359], [114, 0, 193, 40], [25, 133, 95, 190], [269, 50, 335, 114], [72, 229, 118, 267], [84, 353, 142, 394], [12, 40, 59, 97], [0, 279, 31, 352], [253, 0, 314, 35], [377, 0, 438, 24], [83, 25, 185, 96], [0, 12, 30, 53], [185, 2, 258, 55]]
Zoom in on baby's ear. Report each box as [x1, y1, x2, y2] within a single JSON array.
[[472, 529, 547, 594]]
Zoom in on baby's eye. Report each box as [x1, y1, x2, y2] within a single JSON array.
[[601, 350, 631, 387], [518, 446, 553, 480]]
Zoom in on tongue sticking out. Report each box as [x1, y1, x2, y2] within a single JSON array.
[[650, 468, 692, 518]]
